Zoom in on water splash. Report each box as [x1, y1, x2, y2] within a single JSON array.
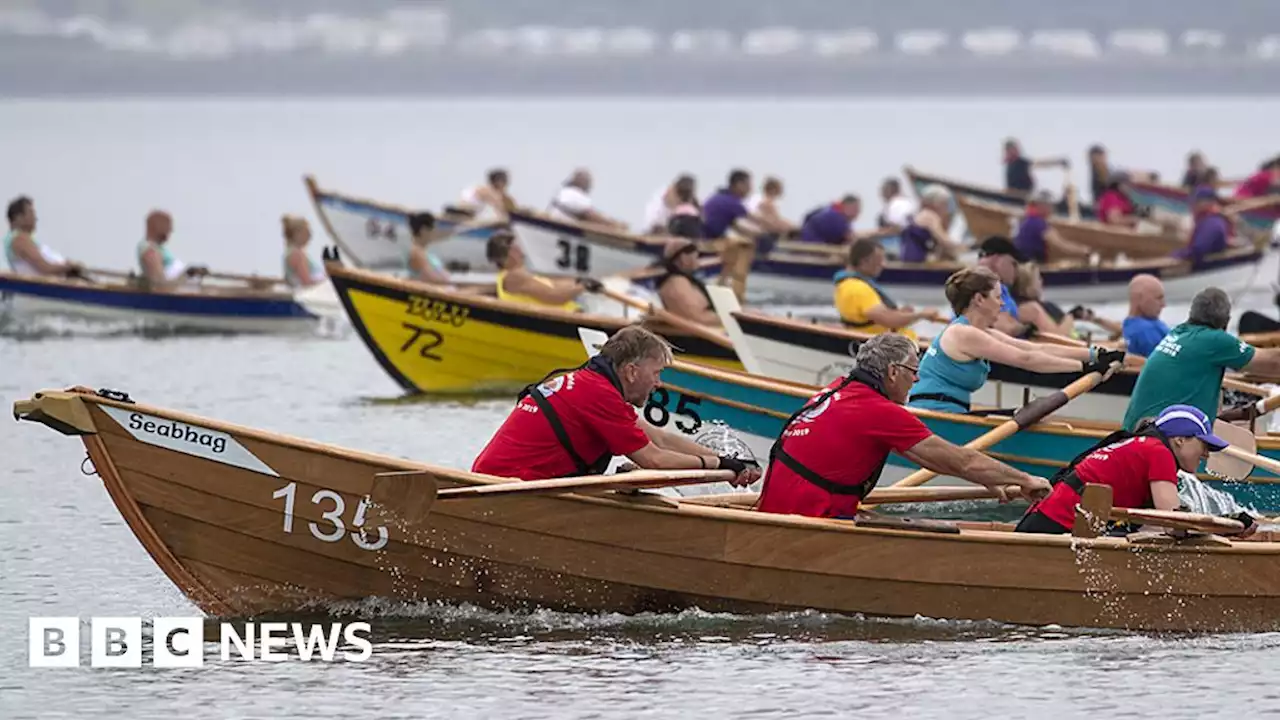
[[1178, 471, 1253, 516]]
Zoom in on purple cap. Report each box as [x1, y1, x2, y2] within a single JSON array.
[[1155, 405, 1228, 451]]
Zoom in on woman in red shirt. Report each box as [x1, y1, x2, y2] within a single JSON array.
[[1015, 404, 1256, 535]]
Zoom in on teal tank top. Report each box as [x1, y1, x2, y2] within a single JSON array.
[[137, 239, 175, 271], [405, 245, 446, 280], [908, 317, 991, 413], [284, 249, 323, 287], [3, 230, 15, 270]]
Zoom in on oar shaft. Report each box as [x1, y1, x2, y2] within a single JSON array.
[[598, 287, 733, 349], [438, 468, 736, 499], [1222, 445, 1280, 477]]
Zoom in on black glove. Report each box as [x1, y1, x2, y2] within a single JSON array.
[[1018, 324, 1038, 340], [717, 455, 759, 475], [1082, 348, 1125, 375], [578, 278, 603, 293], [1136, 204, 1153, 219], [1069, 305, 1093, 321]]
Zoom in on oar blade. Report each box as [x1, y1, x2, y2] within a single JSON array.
[[1209, 420, 1259, 480], [367, 469, 439, 532], [1073, 483, 1113, 539]]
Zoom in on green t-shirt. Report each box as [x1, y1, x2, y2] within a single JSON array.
[[1122, 323, 1256, 429]]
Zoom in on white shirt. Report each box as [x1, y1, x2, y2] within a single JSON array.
[[745, 193, 766, 214], [881, 195, 917, 228], [548, 185, 593, 222], [642, 187, 671, 232]]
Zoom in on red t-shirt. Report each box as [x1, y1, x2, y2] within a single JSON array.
[[1096, 189, 1135, 224], [1234, 170, 1277, 199], [472, 368, 650, 480], [757, 380, 932, 518], [1033, 435, 1178, 528]]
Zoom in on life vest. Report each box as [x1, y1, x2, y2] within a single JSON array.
[[766, 368, 892, 500], [832, 270, 898, 329], [516, 354, 627, 477]]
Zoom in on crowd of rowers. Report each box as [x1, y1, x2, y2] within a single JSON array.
[[3, 195, 330, 291], [474, 272, 1280, 537]]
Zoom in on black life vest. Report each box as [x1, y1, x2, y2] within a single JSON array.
[[517, 354, 627, 477], [764, 368, 892, 500], [654, 261, 713, 310]]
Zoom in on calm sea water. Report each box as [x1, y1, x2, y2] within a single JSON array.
[[3, 97, 1280, 719]]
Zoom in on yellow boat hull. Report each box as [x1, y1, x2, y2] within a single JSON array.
[[328, 265, 743, 394]]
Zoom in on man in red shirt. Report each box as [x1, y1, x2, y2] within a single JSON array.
[[1097, 171, 1143, 227], [472, 326, 761, 485], [757, 333, 1052, 519], [1015, 404, 1258, 535]]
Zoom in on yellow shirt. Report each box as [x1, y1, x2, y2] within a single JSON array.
[[496, 270, 579, 311], [834, 276, 917, 340]]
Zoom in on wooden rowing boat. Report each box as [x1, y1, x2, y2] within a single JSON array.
[[325, 263, 741, 395], [1126, 181, 1280, 234], [904, 165, 1098, 220], [14, 386, 1280, 632], [955, 195, 1187, 260], [304, 175, 506, 271], [0, 267, 326, 334]]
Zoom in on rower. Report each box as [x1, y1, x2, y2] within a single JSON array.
[[834, 238, 926, 339], [876, 178, 916, 233], [1232, 155, 1280, 200], [1181, 151, 1212, 190], [4, 195, 83, 278], [406, 212, 451, 286], [643, 174, 698, 234], [798, 194, 860, 246], [757, 333, 1051, 519], [1013, 191, 1091, 263], [1096, 171, 1145, 228], [487, 229, 598, 309], [138, 210, 207, 290], [548, 168, 626, 228], [461, 168, 515, 216], [745, 176, 796, 235], [1015, 404, 1258, 536], [907, 266, 1123, 415], [1122, 287, 1280, 429], [472, 325, 760, 484], [281, 215, 325, 288], [975, 235, 1030, 337], [1002, 138, 1069, 194], [1121, 274, 1168, 357], [702, 169, 754, 240], [1171, 188, 1233, 266], [1011, 264, 1075, 337], [899, 184, 961, 262], [654, 237, 718, 326]]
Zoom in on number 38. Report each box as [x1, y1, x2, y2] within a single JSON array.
[[644, 389, 702, 434]]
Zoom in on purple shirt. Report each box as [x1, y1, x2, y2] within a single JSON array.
[[799, 206, 850, 245], [701, 190, 748, 239], [1014, 215, 1048, 263], [1174, 213, 1229, 264], [899, 223, 932, 262]]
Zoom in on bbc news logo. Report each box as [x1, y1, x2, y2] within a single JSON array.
[[29, 617, 373, 667]]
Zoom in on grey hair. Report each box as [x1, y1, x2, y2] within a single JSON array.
[[854, 333, 919, 382], [1187, 287, 1231, 330], [920, 184, 953, 207]]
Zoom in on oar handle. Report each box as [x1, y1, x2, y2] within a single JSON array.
[[595, 286, 733, 350]]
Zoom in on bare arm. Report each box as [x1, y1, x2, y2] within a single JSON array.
[[917, 210, 961, 260], [946, 323, 1085, 373], [1030, 156, 1070, 168], [580, 208, 627, 229], [1043, 227, 1092, 260], [639, 417, 718, 459], [864, 302, 922, 331], [900, 435, 1046, 497], [657, 278, 721, 326], [408, 248, 451, 285], [141, 246, 173, 288], [502, 271, 584, 305], [751, 201, 796, 233], [11, 235, 73, 275], [1244, 347, 1280, 376], [987, 328, 1092, 360], [1150, 481, 1182, 511]]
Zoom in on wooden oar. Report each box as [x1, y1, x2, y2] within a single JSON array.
[[593, 285, 734, 350], [865, 365, 1116, 504], [421, 468, 735, 503], [1073, 483, 1246, 537]]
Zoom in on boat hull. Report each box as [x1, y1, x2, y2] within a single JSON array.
[[0, 272, 318, 334], [17, 388, 1280, 632], [326, 264, 741, 395], [1127, 182, 1280, 234]]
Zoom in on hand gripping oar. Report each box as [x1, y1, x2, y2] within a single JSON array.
[[866, 363, 1117, 505], [590, 284, 734, 350]]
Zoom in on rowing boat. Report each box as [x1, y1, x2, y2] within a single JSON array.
[[325, 263, 741, 395], [642, 356, 1280, 513], [956, 195, 1188, 260], [1126, 181, 1280, 235], [304, 175, 505, 270], [904, 165, 1098, 220], [0, 268, 326, 334], [14, 386, 1280, 632]]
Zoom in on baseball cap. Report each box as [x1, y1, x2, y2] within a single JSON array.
[[1154, 405, 1229, 451], [977, 235, 1028, 263]]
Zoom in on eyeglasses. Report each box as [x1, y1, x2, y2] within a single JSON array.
[[892, 363, 920, 379]]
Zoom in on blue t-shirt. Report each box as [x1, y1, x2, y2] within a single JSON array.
[[1122, 316, 1170, 357], [702, 190, 748, 239], [799, 206, 850, 245], [1014, 215, 1048, 263], [999, 283, 1020, 320]]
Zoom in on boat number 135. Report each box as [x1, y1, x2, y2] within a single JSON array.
[[271, 482, 389, 551], [644, 389, 702, 434]]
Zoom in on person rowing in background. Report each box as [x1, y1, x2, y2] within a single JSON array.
[[908, 267, 1125, 415], [757, 333, 1051, 520], [876, 177, 917, 234], [1172, 188, 1236, 267], [1232, 156, 1280, 200], [745, 176, 797, 235], [472, 325, 760, 485], [834, 238, 930, 339], [973, 236, 1031, 337], [4, 195, 84, 279], [1013, 191, 1091, 264], [461, 168, 516, 216], [548, 168, 627, 229], [1015, 404, 1257, 536], [137, 210, 208, 290], [798, 194, 861, 246], [487, 229, 599, 310], [1003, 138, 1070, 194], [643, 174, 699, 234], [1011, 263, 1075, 337], [1121, 274, 1168, 357], [898, 185, 961, 262], [654, 237, 719, 327], [1122, 287, 1280, 429], [281, 215, 325, 288], [406, 212, 452, 286]]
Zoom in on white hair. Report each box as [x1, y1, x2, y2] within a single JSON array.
[[920, 184, 953, 206]]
